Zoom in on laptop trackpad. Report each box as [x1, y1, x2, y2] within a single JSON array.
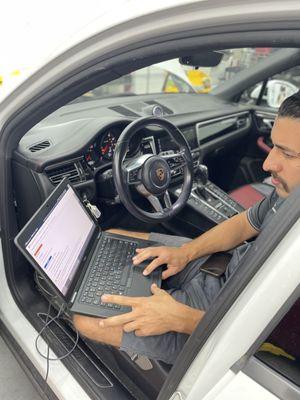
[[126, 264, 161, 297]]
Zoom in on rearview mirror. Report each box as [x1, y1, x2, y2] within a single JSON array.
[[179, 51, 223, 67]]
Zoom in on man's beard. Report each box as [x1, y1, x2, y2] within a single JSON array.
[[271, 172, 289, 193]]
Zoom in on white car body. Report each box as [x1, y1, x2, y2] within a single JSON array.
[[0, 0, 197, 100], [0, 1, 299, 400]]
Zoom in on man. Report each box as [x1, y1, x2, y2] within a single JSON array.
[[73, 93, 300, 364]]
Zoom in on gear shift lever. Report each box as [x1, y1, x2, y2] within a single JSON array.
[[195, 164, 209, 198], [197, 164, 208, 185]]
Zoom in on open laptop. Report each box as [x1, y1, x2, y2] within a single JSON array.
[[14, 178, 162, 318]]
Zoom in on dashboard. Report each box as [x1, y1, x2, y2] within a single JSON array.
[[83, 124, 197, 169], [13, 93, 252, 208]]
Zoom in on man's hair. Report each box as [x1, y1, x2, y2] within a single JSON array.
[[278, 91, 300, 119]]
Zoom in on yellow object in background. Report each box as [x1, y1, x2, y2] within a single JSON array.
[[0, 70, 22, 87], [10, 69, 21, 78], [187, 69, 211, 93], [163, 75, 180, 93], [259, 342, 295, 360]]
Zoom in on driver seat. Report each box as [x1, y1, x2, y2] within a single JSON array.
[[229, 180, 274, 209], [229, 136, 274, 208]]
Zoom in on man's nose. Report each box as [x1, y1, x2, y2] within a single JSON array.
[[262, 147, 282, 172]]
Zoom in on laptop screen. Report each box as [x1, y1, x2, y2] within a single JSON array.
[[24, 184, 95, 296]]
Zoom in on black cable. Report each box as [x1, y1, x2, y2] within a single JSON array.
[[42, 302, 52, 395], [35, 272, 58, 298], [35, 304, 79, 361], [34, 277, 80, 394]]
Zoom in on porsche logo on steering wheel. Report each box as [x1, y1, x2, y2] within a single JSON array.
[[156, 168, 165, 181]]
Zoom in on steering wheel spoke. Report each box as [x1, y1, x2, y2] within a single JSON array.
[[147, 195, 164, 212], [161, 151, 187, 178], [125, 165, 142, 185], [124, 154, 151, 185], [147, 190, 173, 213], [163, 190, 173, 208]]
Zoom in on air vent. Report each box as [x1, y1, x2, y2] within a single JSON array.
[[144, 101, 173, 115], [29, 140, 51, 152], [109, 105, 140, 117], [46, 162, 82, 185]]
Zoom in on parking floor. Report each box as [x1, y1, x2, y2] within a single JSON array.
[[0, 335, 42, 400]]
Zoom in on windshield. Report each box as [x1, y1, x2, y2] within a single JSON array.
[[74, 48, 295, 102]]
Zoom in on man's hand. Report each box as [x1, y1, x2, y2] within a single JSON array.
[[132, 246, 190, 279], [99, 284, 203, 336]]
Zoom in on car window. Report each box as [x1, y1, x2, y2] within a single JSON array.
[[255, 297, 300, 387], [240, 65, 299, 109], [80, 64, 195, 99], [73, 48, 291, 102]]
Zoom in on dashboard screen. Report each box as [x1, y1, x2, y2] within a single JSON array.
[[181, 126, 198, 149], [158, 126, 197, 152]]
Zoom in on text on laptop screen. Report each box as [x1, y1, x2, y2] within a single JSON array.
[[25, 185, 95, 296]]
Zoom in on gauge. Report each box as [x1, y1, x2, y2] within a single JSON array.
[[85, 143, 97, 166], [99, 130, 118, 160]]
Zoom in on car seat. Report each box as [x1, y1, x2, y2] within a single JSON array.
[[229, 136, 274, 208], [229, 180, 274, 208]]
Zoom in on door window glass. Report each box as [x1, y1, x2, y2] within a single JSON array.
[[255, 297, 300, 386]]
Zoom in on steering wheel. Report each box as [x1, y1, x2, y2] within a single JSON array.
[[113, 117, 193, 223]]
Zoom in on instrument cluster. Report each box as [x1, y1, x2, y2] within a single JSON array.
[[84, 125, 140, 167], [83, 123, 197, 169]]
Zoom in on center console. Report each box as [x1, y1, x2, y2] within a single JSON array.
[[173, 164, 244, 225]]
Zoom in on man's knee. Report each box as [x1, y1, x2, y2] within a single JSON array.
[[73, 314, 123, 347], [106, 228, 150, 240]]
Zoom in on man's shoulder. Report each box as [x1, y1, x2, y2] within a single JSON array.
[[266, 188, 278, 206], [247, 188, 277, 231]]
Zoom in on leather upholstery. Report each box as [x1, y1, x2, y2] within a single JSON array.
[[229, 182, 274, 208]]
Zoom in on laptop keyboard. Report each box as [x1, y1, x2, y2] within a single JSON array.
[[80, 236, 138, 309]]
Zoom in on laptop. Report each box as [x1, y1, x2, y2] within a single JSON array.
[[14, 178, 162, 318]]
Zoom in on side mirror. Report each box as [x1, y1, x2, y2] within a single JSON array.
[[250, 80, 298, 108], [266, 80, 298, 108]]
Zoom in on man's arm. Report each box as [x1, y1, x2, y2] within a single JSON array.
[[182, 210, 258, 263], [101, 212, 258, 336], [133, 210, 259, 278]]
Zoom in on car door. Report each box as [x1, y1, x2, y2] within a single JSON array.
[[213, 50, 300, 186]]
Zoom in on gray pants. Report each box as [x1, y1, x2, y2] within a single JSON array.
[[120, 233, 223, 364]]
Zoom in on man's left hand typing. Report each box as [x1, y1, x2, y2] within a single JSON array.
[[99, 284, 204, 336]]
